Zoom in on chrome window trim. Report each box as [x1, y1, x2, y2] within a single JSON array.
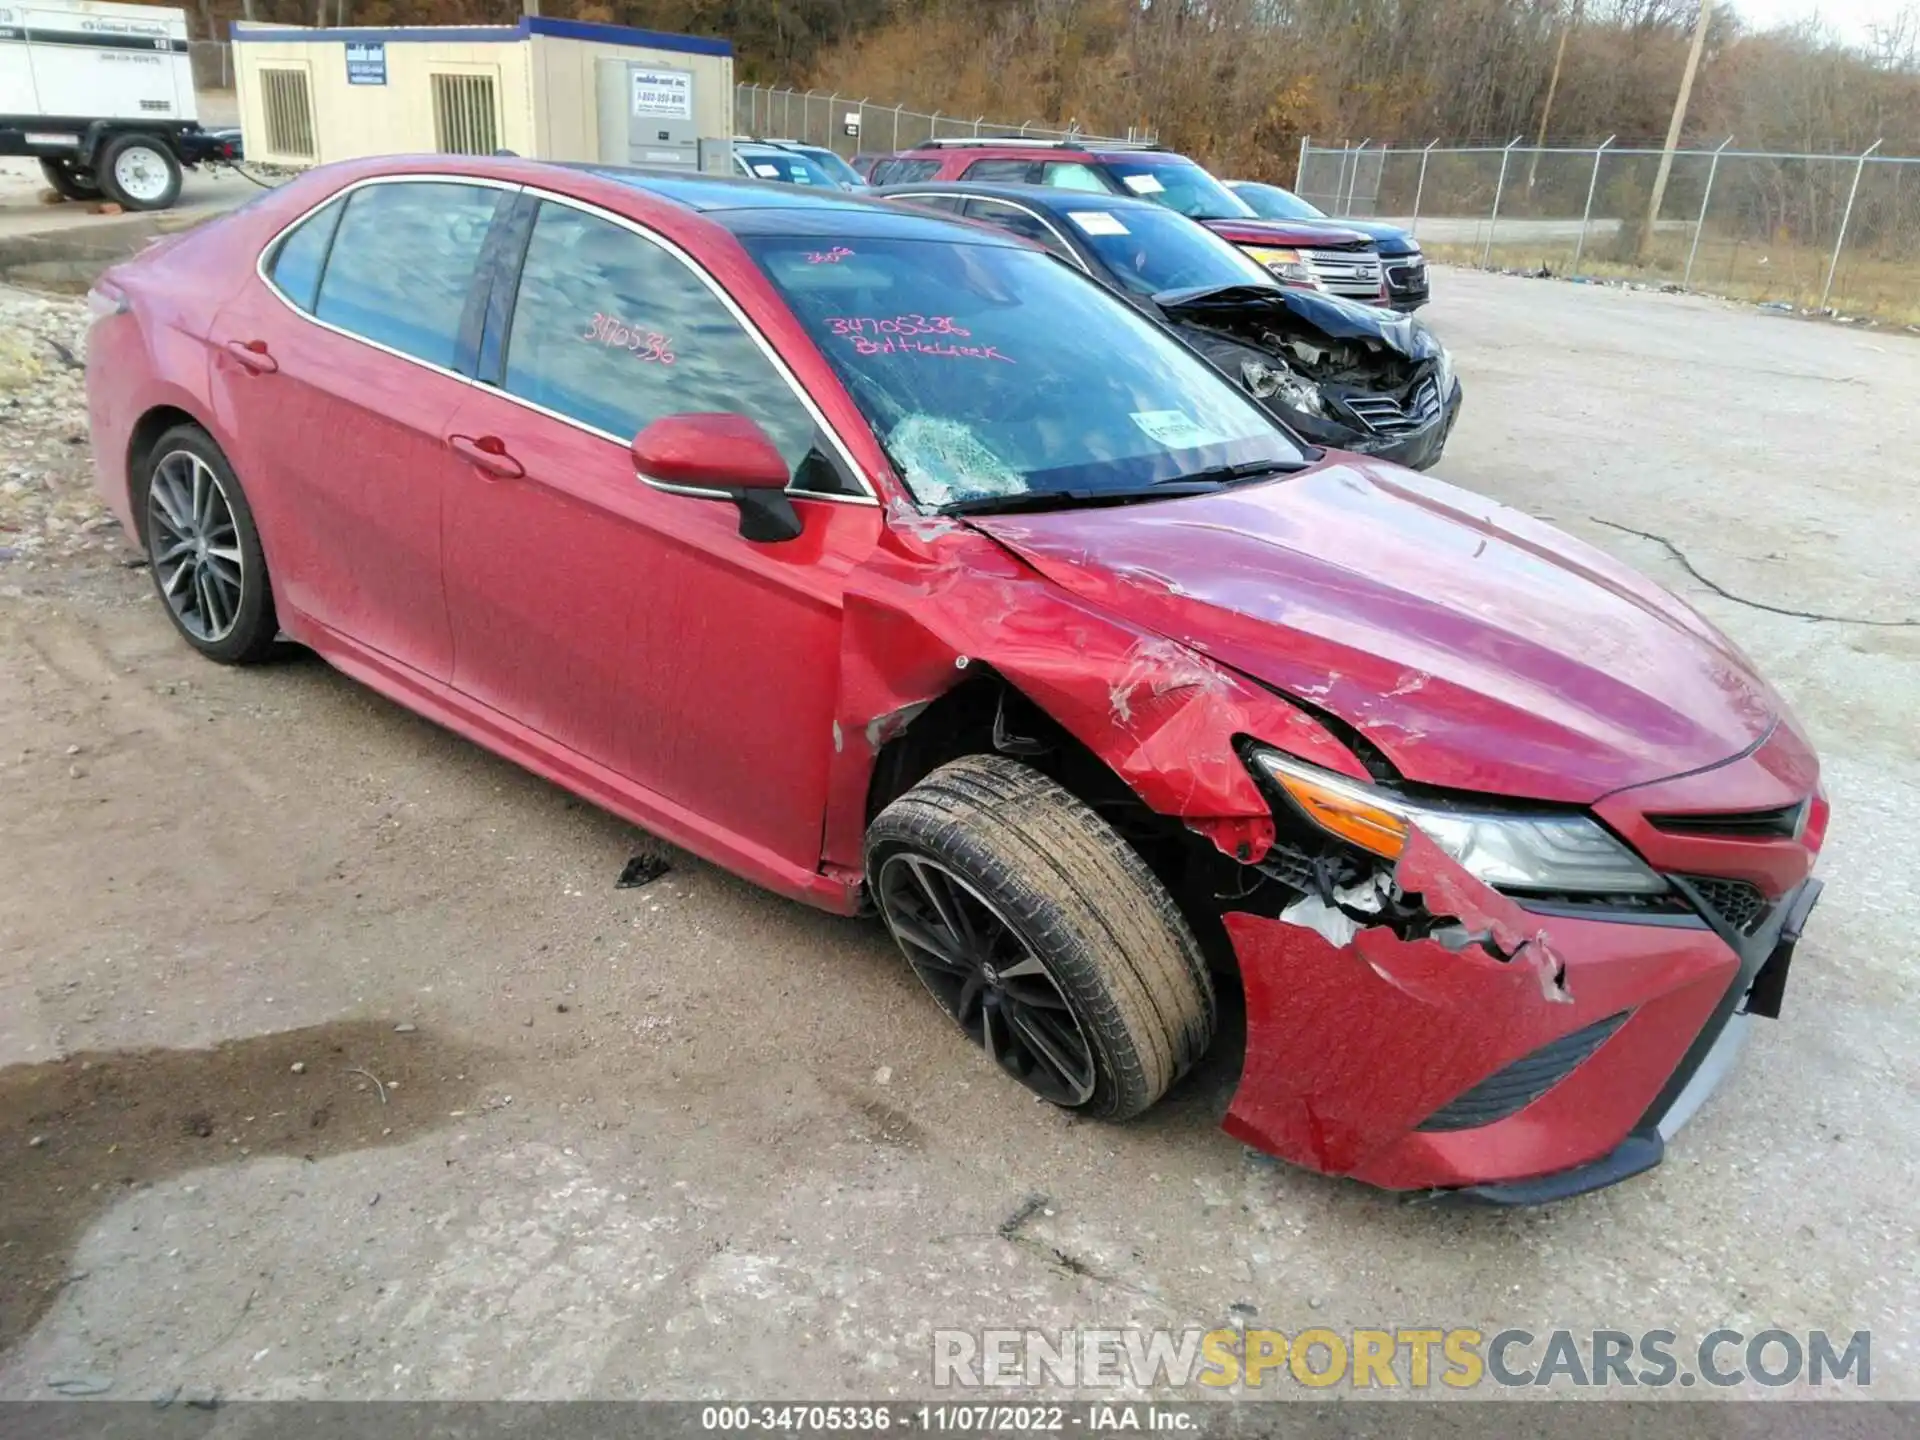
[[887, 192, 1091, 274], [253, 171, 881, 508]]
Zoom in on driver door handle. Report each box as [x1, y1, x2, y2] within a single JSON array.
[[224, 339, 278, 374], [448, 433, 525, 480]]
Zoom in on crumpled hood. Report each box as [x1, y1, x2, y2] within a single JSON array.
[[1154, 284, 1440, 362], [968, 460, 1778, 804]]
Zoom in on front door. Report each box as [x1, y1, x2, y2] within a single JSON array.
[[439, 196, 879, 869]]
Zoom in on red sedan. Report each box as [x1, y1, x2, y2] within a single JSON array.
[[85, 156, 1826, 1202]]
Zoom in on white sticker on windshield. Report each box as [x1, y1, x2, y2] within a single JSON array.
[[752, 163, 780, 178], [1068, 210, 1129, 236], [1131, 410, 1226, 450], [1121, 173, 1165, 195]]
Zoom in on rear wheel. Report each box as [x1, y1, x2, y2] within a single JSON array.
[[97, 134, 182, 211], [867, 754, 1215, 1120], [39, 156, 102, 202], [140, 427, 278, 665]]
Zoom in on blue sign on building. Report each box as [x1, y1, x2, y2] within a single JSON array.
[[345, 40, 386, 85]]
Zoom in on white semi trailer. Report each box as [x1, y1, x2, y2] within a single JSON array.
[[0, 0, 237, 210]]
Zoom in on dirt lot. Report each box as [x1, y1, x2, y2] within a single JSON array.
[[1, 269, 1916, 1402]]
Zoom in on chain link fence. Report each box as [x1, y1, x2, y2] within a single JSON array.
[[734, 85, 1147, 159], [1299, 138, 1920, 323]]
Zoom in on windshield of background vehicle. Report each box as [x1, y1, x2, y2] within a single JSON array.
[[1064, 205, 1276, 298], [1232, 182, 1327, 221], [743, 235, 1304, 507], [1098, 159, 1256, 219], [740, 151, 837, 186], [797, 147, 868, 188]]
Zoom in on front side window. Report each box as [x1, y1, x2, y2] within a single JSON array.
[[961, 159, 1035, 183], [872, 158, 940, 185], [313, 181, 504, 367], [744, 234, 1303, 508], [1059, 204, 1272, 297], [1097, 159, 1255, 220], [501, 202, 827, 486], [267, 195, 344, 312]]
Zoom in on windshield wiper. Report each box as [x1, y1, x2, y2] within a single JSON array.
[[935, 482, 1231, 517], [1156, 458, 1307, 487]]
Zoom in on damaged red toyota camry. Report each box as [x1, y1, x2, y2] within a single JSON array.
[[86, 157, 1826, 1203]]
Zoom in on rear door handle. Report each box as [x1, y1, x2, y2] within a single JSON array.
[[224, 339, 278, 374], [448, 433, 525, 480]]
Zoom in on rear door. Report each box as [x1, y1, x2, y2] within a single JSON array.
[[438, 194, 881, 868], [208, 177, 512, 679]]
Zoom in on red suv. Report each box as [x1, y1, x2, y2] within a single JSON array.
[[871, 139, 1388, 303]]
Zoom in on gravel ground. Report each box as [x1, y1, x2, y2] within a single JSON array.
[[0, 271, 1915, 1405]]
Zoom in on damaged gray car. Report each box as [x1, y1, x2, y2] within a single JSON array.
[[875, 180, 1462, 471]]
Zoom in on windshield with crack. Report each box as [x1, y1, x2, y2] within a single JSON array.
[[743, 234, 1304, 507]]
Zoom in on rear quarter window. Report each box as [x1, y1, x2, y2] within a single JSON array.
[[266, 196, 344, 313], [312, 180, 505, 368]]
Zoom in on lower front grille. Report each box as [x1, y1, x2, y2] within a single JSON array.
[[1342, 377, 1443, 435], [1685, 875, 1772, 936], [1417, 1011, 1631, 1132]]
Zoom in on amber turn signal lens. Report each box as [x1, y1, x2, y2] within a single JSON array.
[[1265, 766, 1410, 860]]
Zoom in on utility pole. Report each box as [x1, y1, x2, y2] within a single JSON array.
[[1641, 0, 1713, 259], [1528, 0, 1583, 189]]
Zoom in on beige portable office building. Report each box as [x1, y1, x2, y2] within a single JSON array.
[[231, 17, 733, 171]]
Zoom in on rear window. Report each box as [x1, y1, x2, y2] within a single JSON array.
[[312, 180, 503, 367], [743, 234, 1301, 507]]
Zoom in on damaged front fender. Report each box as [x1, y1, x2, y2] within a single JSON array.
[[820, 503, 1370, 873]]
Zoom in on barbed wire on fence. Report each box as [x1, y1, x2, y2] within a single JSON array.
[[1297, 137, 1920, 323], [733, 84, 1148, 156]]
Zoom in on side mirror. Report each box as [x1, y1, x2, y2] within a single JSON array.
[[632, 413, 802, 543]]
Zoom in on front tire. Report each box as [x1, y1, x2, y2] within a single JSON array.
[[97, 134, 183, 211], [140, 427, 278, 665], [867, 754, 1216, 1120]]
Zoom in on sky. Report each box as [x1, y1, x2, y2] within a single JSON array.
[[1726, 0, 1913, 46]]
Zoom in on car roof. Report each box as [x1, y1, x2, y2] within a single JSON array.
[[875, 180, 1161, 216], [896, 140, 1195, 164]]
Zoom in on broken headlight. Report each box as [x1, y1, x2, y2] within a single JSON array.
[[1433, 342, 1455, 399], [1241, 358, 1325, 417], [1241, 246, 1321, 289], [1250, 749, 1666, 895]]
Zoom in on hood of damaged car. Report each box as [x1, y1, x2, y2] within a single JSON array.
[[967, 459, 1779, 804], [1154, 284, 1440, 362]]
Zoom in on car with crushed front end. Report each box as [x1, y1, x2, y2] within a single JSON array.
[[869, 139, 1391, 303], [1228, 180, 1430, 311], [875, 181, 1459, 471], [86, 157, 1826, 1203]]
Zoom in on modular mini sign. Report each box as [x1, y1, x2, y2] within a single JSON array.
[[345, 40, 386, 85]]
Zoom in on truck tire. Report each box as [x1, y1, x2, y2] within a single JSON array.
[[96, 133, 183, 211], [40, 156, 102, 202], [867, 754, 1216, 1120]]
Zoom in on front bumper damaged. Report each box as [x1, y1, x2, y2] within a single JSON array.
[[1221, 829, 1822, 1203]]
